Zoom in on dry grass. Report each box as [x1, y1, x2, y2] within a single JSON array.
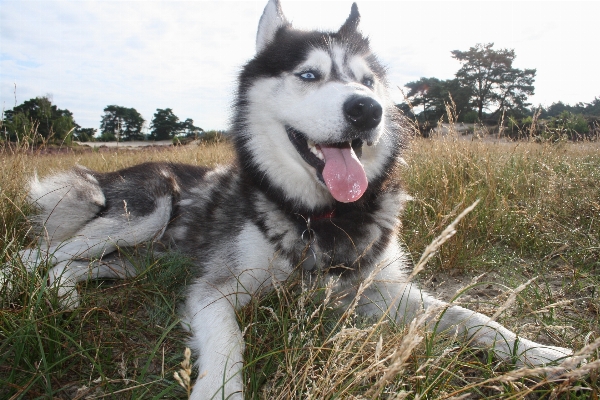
[[242, 275, 600, 399], [1, 141, 234, 249], [1, 133, 599, 398], [0, 140, 233, 399], [240, 131, 599, 398], [403, 136, 599, 272]]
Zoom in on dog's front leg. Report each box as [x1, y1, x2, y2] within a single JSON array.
[[181, 222, 291, 399], [425, 299, 573, 366], [355, 256, 572, 368], [184, 280, 250, 400]]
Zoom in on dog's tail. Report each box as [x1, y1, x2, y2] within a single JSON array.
[[28, 166, 106, 246]]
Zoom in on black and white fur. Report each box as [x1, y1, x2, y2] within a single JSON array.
[[15, 1, 571, 398]]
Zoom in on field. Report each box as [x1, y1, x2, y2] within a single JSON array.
[[1, 135, 599, 399]]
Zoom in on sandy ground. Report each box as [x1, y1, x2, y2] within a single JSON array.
[[79, 140, 173, 148], [431, 123, 510, 142]]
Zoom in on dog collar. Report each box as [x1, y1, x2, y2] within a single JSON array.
[[312, 209, 336, 221], [299, 209, 335, 271]]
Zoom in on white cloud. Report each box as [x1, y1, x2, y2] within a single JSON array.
[[1, 1, 599, 132]]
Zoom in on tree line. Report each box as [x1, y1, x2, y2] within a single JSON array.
[[399, 43, 599, 140], [98, 106, 203, 142], [1, 98, 205, 144], [3, 42, 599, 144]]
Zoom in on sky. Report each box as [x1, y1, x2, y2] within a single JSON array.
[[1, 1, 599, 132]]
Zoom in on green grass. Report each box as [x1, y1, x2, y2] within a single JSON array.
[[0, 247, 193, 399], [1, 135, 599, 398]]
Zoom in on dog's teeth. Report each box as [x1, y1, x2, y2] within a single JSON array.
[[307, 139, 324, 160], [310, 146, 324, 160]]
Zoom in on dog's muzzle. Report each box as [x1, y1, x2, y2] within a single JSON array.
[[343, 96, 383, 130], [285, 96, 384, 203]]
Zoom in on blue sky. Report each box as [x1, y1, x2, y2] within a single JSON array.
[[1, 1, 599, 132]]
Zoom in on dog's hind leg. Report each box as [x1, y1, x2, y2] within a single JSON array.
[[33, 194, 172, 308], [23, 198, 172, 269], [34, 193, 171, 262], [47, 255, 137, 308], [17, 167, 108, 273], [20, 165, 174, 308]]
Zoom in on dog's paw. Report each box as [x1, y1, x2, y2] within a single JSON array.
[[55, 284, 81, 310], [0, 265, 11, 287], [520, 344, 573, 367], [0, 266, 15, 305], [189, 382, 243, 400], [187, 365, 244, 400], [18, 249, 51, 272], [0, 262, 26, 307]]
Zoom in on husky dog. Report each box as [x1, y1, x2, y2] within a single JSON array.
[[16, 1, 571, 398]]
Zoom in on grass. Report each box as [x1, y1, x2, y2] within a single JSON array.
[[403, 136, 599, 351], [1, 132, 599, 398]]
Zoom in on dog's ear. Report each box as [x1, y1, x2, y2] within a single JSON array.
[[338, 2, 360, 35], [256, 0, 289, 54]]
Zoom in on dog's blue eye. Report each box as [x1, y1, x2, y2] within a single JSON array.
[[298, 71, 319, 81], [362, 77, 374, 88]]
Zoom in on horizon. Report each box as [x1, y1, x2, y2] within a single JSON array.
[[1, 1, 599, 132]]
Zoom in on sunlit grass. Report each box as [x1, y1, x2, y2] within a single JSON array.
[[0, 139, 232, 399], [1, 134, 598, 398]]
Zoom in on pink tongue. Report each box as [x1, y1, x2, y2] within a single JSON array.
[[320, 144, 368, 203]]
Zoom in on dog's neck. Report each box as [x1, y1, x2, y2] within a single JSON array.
[[309, 209, 336, 221]]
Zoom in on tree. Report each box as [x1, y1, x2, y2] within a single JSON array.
[[2, 97, 76, 143], [404, 77, 444, 122], [181, 118, 203, 138], [99, 105, 145, 141], [452, 43, 535, 120], [403, 77, 472, 123], [539, 101, 570, 118], [540, 97, 600, 118], [73, 126, 97, 142], [582, 97, 600, 116], [149, 110, 203, 140], [149, 108, 181, 140]]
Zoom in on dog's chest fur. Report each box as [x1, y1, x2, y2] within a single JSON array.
[[155, 162, 405, 279]]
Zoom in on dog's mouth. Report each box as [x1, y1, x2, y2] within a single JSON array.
[[286, 126, 367, 203]]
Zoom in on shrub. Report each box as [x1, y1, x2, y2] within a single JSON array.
[[537, 111, 591, 141], [550, 111, 589, 133], [461, 110, 478, 123]]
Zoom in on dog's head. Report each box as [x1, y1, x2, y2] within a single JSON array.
[[234, 0, 403, 211]]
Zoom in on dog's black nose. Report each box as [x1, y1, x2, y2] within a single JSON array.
[[343, 96, 382, 130]]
